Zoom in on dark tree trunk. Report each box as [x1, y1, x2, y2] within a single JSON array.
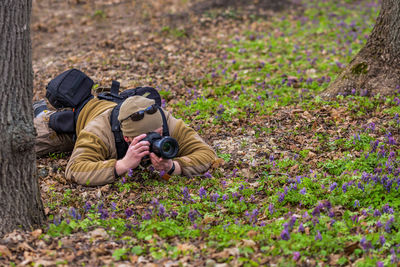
[[0, 0, 45, 236], [322, 0, 400, 98]]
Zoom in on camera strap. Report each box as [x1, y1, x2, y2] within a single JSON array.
[[158, 107, 169, 137]]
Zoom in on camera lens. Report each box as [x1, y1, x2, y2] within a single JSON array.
[[162, 142, 172, 153], [153, 137, 179, 159]]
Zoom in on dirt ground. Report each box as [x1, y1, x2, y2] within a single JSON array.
[[31, 0, 295, 167]]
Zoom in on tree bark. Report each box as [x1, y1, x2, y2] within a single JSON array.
[[321, 0, 400, 98], [0, 0, 45, 236]]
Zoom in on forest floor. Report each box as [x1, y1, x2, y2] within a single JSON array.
[[1, 0, 400, 266]]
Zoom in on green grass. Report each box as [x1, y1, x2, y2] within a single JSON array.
[[40, 0, 400, 265]]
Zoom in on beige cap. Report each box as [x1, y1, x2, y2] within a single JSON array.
[[118, 95, 162, 137]]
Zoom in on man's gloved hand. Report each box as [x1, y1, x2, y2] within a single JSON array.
[[115, 134, 149, 176]]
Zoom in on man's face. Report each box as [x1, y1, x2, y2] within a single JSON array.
[[124, 127, 163, 143]]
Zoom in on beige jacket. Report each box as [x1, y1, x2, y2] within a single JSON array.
[[65, 98, 216, 186]]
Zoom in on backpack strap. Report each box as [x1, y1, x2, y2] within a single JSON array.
[[98, 80, 124, 102], [110, 102, 128, 159], [110, 80, 120, 96]]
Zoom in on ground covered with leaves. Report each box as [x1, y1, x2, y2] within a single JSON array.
[[1, 0, 400, 266]]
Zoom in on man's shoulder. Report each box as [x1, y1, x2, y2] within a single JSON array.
[[83, 109, 113, 135], [76, 108, 117, 157]]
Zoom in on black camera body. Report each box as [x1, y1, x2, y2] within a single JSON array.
[[142, 132, 179, 159]]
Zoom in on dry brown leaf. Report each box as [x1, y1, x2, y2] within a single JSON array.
[[89, 228, 109, 239], [130, 255, 138, 264], [344, 241, 359, 255], [0, 245, 12, 259], [31, 229, 43, 239], [177, 243, 197, 252], [247, 230, 258, 238], [329, 254, 341, 265], [212, 247, 239, 259], [212, 158, 225, 168], [17, 242, 35, 252], [241, 239, 257, 250]]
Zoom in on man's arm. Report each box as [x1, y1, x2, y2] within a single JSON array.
[[65, 129, 117, 186], [169, 118, 217, 176]]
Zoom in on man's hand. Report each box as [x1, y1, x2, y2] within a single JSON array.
[[115, 134, 149, 176], [150, 153, 173, 172], [150, 153, 182, 176]]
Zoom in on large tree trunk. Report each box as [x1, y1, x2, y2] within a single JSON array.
[[0, 0, 45, 236], [322, 0, 400, 98]]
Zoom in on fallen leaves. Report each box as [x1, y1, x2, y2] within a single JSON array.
[[0, 245, 12, 259]]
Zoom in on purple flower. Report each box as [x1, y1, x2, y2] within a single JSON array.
[[298, 223, 305, 233], [299, 188, 306, 195], [315, 231, 322, 241], [181, 187, 193, 204], [125, 208, 134, 218], [329, 182, 337, 191], [382, 204, 394, 214], [278, 192, 285, 203], [312, 203, 323, 217], [342, 183, 348, 193], [391, 251, 397, 264], [53, 217, 61, 226], [373, 209, 382, 217], [293, 251, 300, 261], [376, 262, 384, 267], [250, 209, 259, 224], [385, 217, 394, 233], [362, 210, 368, 216], [377, 221, 383, 228], [280, 228, 290, 240], [142, 213, 151, 220], [151, 198, 159, 206], [204, 172, 212, 178], [158, 204, 166, 218], [198, 187, 207, 200], [170, 210, 178, 218], [328, 209, 335, 218], [379, 235, 386, 246], [268, 203, 274, 215], [288, 216, 297, 230], [354, 200, 360, 208], [84, 202, 92, 212], [211, 193, 219, 203], [99, 209, 109, 219], [360, 237, 372, 251], [188, 210, 200, 222], [303, 211, 309, 219], [69, 207, 77, 219]]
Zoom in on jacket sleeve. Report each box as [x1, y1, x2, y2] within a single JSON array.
[[65, 113, 117, 186], [167, 113, 217, 176]]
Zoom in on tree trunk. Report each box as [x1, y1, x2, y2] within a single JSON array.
[[321, 0, 400, 98], [0, 0, 45, 236]]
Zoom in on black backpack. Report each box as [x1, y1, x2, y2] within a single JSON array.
[[46, 69, 169, 159]]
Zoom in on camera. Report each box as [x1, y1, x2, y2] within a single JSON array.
[[141, 132, 179, 159]]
